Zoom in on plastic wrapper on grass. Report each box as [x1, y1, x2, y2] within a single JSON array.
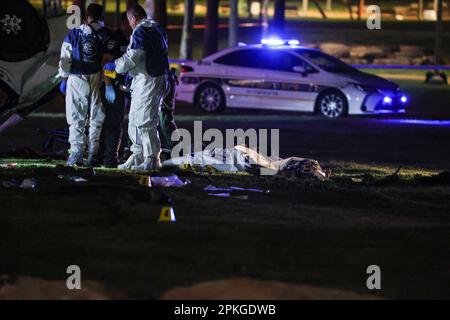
[[138, 175, 190, 188]]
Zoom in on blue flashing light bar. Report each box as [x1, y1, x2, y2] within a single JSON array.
[[261, 38, 300, 46]]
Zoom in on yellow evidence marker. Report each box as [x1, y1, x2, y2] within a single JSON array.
[[159, 206, 176, 222], [138, 175, 151, 187]]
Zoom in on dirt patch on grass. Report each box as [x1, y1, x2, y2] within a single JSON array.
[[161, 277, 381, 300], [0, 276, 125, 299]]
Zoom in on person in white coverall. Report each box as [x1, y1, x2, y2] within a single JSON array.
[[59, 4, 113, 166], [104, 5, 169, 171]]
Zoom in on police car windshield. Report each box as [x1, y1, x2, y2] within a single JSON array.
[[295, 49, 356, 73]]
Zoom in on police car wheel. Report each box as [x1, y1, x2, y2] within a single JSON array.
[[196, 84, 225, 113], [317, 90, 348, 119]]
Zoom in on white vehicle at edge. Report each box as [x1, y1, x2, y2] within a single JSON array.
[[0, 0, 66, 131], [176, 40, 408, 118]]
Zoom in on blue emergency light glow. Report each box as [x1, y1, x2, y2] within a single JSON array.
[[400, 96, 408, 103], [383, 96, 393, 105], [261, 38, 300, 46], [379, 119, 450, 126], [261, 38, 285, 46]]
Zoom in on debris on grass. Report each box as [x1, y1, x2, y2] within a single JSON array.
[[138, 174, 190, 188], [204, 185, 269, 194], [2, 178, 20, 188], [19, 178, 38, 189], [204, 184, 269, 200], [207, 192, 231, 198], [233, 195, 249, 200], [207, 193, 249, 200], [57, 175, 88, 182], [2, 178, 38, 189], [0, 163, 17, 169]]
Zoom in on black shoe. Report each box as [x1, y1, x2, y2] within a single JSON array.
[[85, 154, 98, 167], [103, 157, 118, 168]]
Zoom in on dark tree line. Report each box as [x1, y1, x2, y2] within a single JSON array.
[[68, 1, 444, 63]]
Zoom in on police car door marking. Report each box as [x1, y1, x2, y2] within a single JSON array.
[[183, 75, 327, 95]]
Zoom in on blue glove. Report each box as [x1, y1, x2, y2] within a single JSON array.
[[105, 85, 116, 104], [59, 79, 67, 95], [125, 73, 132, 87], [104, 62, 116, 72]]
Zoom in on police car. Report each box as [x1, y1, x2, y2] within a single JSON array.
[[176, 39, 408, 118]]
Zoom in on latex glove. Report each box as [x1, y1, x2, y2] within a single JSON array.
[[59, 79, 67, 95], [125, 73, 132, 87], [104, 62, 116, 72], [105, 85, 116, 104]]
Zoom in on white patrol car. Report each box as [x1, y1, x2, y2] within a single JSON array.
[[176, 40, 408, 118]]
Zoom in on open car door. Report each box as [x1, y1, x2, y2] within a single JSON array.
[[0, 0, 66, 133]]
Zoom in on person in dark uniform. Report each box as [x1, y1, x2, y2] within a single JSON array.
[[158, 67, 180, 155], [99, 13, 132, 167]]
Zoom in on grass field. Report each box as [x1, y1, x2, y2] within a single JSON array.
[[1, 157, 450, 299]]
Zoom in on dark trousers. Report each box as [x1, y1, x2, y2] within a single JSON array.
[[99, 84, 125, 167], [158, 75, 178, 150]]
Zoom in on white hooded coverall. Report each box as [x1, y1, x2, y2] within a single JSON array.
[[114, 18, 167, 159], [59, 23, 107, 156]]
